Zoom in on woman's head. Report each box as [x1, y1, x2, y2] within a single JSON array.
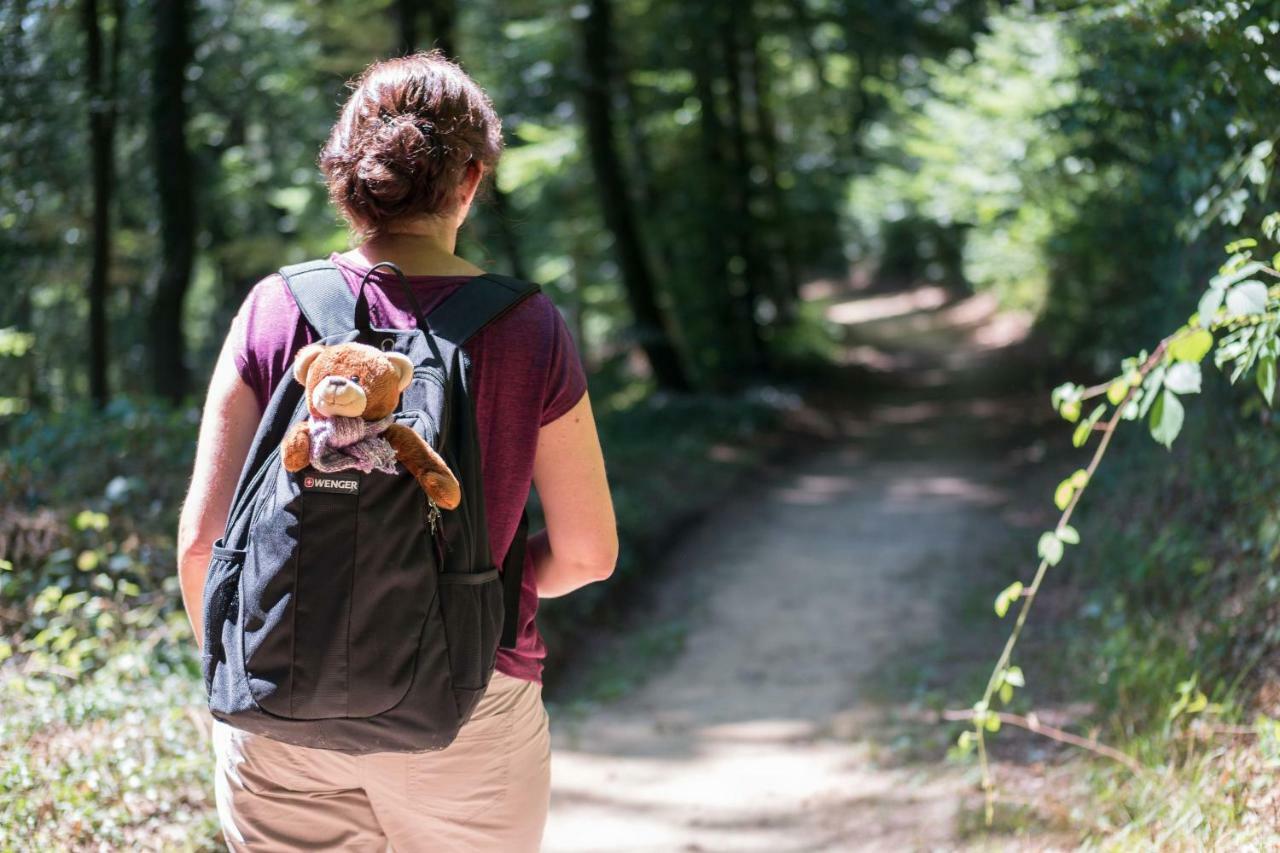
[[319, 51, 502, 237]]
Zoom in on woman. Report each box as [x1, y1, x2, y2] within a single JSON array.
[[176, 51, 618, 851]]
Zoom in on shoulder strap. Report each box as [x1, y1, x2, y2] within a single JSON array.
[[279, 260, 357, 339], [428, 273, 540, 650], [427, 273, 541, 346], [281, 263, 540, 344]]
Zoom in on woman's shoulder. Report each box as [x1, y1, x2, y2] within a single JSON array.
[[235, 272, 307, 347]]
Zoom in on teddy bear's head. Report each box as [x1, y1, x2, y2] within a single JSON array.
[[292, 342, 413, 420]]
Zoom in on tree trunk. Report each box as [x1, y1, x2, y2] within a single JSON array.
[[689, 6, 747, 376], [150, 0, 195, 402], [397, 0, 418, 54], [619, 48, 676, 283], [579, 0, 690, 391], [485, 183, 528, 280], [82, 0, 124, 408], [722, 0, 769, 368], [424, 0, 457, 57], [743, 0, 800, 308]]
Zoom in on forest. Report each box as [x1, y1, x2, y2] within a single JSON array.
[[3, 0, 1280, 847]]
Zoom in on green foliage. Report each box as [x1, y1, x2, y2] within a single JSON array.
[[0, 641, 219, 850], [0, 400, 197, 677], [966, 224, 1280, 834], [848, 12, 1077, 308]]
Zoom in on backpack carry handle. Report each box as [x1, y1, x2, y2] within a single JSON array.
[[355, 261, 427, 335]]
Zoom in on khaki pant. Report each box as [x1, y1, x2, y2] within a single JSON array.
[[213, 672, 551, 852]]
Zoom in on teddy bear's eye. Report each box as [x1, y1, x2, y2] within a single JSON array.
[[349, 375, 361, 384]]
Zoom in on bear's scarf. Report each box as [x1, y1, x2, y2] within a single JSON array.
[[308, 414, 398, 475]]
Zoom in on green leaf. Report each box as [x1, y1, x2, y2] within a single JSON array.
[[1059, 400, 1081, 423], [1072, 420, 1091, 448], [1004, 666, 1025, 687], [1106, 379, 1129, 405], [1149, 389, 1185, 449], [999, 683, 1013, 703], [1072, 404, 1106, 447], [1210, 260, 1267, 290], [1258, 355, 1276, 406], [1197, 289, 1225, 327], [984, 713, 1001, 733], [1038, 531, 1064, 566], [1057, 525, 1080, 545], [994, 581, 1024, 618], [1226, 281, 1269, 316], [1163, 362, 1202, 395], [1170, 328, 1214, 362], [1225, 238, 1258, 253], [1137, 365, 1166, 419], [1051, 382, 1082, 410], [1069, 469, 1090, 489], [1053, 478, 1074, 511]]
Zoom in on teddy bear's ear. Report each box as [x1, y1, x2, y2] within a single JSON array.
[[385, 352, 414, 393], [292, 343, 325, 385]]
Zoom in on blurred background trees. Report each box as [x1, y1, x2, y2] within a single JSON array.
[[1, 0, 996, 410]]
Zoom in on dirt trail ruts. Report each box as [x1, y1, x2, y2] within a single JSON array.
[[544, 283, 1051, 852]]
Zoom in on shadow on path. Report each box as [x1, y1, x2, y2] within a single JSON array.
[[544, 280, 1062, 851]]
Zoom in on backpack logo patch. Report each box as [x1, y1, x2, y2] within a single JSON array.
[[301, 473, 360, 495]]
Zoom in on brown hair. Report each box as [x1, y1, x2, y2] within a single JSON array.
[[319, 51, 503, 236]]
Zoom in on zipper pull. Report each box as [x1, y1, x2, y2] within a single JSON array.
[[427, 497, 441, 536]]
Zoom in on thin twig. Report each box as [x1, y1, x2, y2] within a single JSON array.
[[971, 337, 1171, 819], [945, 709, 1144, 774]]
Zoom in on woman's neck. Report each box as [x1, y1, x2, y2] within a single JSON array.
[[343, 222, 485, 277]]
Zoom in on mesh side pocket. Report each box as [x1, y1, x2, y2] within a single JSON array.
[[437, 571, 504, 693], [201, 544, 245, 695]]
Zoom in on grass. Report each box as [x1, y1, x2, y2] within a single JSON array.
[[0, 633, 220, 851]]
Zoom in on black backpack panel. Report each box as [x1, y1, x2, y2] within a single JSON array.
[[200, 261, 538, 754]]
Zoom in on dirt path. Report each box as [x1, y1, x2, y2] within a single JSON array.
[[544, 284, 1050, 852]]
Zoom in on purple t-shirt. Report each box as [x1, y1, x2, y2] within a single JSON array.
[[228, 251, 588, 684]]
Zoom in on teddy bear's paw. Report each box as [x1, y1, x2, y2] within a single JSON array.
[[422, 473, 462, 511], [282, 427, 312, 472]]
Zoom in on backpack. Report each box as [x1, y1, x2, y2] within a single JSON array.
[[200, 259, 539, 754]]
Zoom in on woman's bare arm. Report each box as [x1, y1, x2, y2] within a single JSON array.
[[530, 392, 618, 597], [176, 339, 260, 648]]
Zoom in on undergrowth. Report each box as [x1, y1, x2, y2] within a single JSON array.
[[995, 398, 1280, 846]]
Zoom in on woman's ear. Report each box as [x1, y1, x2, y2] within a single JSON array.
[[386, 352, 414, 392], [292, 344, 325, 385]]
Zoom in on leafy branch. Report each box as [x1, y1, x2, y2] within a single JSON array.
[[953, 226, 1280, 825]]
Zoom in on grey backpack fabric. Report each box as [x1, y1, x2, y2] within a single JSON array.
[[200, 260, 538, 754]]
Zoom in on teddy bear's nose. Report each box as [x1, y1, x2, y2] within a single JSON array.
[[321, 376, 358, 398]]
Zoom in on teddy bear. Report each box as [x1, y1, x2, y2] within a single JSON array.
[[281, 341, 461, 511]]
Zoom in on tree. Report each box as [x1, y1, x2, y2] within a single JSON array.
[[578, 0, 690, 391], [742, 0, 800, 308], [149, 0, 196, 401], [81, 0, 124, 408], [687, 2, 756, 376]]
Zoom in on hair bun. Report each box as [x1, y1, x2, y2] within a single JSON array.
[[355, 116, 430, 208], [319, 51, 505, 235]]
